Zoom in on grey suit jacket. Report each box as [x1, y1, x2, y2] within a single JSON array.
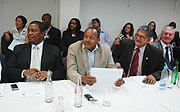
[[152, 40, 174, 67], [67, 41, 116, 83]]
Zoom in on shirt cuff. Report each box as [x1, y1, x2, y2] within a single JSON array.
[[21, 70, 26, 78]]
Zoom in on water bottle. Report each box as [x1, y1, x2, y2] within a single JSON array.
[[55, 96, 65, 112], [74, 76, 83, 108], [45, 70, 53, 103], [159, 66, 168, 90], [173, 61, 179, 85]]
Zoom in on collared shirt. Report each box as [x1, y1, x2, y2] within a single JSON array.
[[8, 27, 27, 50], [45, 26, 52, 36], [99, 28, 110, 46], [128, 45, 146, 76], [160, 40, 171, 62], [21, 41, 44, 80], [30, 41, 44, 70], [83, 44, 99, 75]]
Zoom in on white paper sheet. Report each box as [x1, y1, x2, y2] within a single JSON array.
[[18, 82, 45, 97], [0, 85, 3, 97], [130, 76, 159, 88], [8, 39, 23, 51], [88, 68, 123, 91]]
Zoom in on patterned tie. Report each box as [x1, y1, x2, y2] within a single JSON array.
[[165, 46, 172, 70], [129, 48, 140, 76]]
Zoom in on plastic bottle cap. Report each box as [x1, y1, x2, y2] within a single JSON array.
[[164, 66, 168, 69]]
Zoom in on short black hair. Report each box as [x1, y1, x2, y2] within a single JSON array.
[[92, 18, 101, 27], [169, 22, 176, 29], [85, 27, 100, 38], [42, 13, 52, 20], [29, 21, 45, 33], [15, 15, 27, 28]]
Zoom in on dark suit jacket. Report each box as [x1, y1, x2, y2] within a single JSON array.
[[0, 54, 7, 83], [112, 39, 164, 81], [44, 26, 61, 49], [152, 40, 174, 68], [5, 42, 66, 83]]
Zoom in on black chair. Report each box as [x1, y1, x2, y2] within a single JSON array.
[[1, 34, 13, 60]]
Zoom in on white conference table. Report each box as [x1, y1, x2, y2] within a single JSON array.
[[0, 78, 180, 112]]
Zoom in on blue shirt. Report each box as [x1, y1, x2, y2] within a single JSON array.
[[83, 44, 99, 74], [99, 28, 110, 46]]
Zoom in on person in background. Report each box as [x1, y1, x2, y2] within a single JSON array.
[[5, 21, 66, 83], [92, 18, 110, 46], [60, 18, 84, 57], [112, 25, 164, 84], [113, 22, 134, 46], [148, 21, 158, 44], [42, 13, 61, 49], [67, 27, 123, 87], [169, 22, 180, 47], [2, 15, 28, 60], [152, 25, 175, 71]]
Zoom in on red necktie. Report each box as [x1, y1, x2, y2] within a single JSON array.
[[129, 48, 140, 76]]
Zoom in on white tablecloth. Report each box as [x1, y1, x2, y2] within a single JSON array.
[[0, 78, 180, 112]]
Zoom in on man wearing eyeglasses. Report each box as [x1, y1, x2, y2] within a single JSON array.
[[152, 25, 175, 71], [112, 25, 164, 84]]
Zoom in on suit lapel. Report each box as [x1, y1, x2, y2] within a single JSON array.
[[127, 41, 135, 64], [41, 43, 49, 66], [94, 44, 101, 67], [81, 45, 89, 74], [142, 44, 151, 72], [25, 43, 31, 67]]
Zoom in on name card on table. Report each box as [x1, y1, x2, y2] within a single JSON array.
[[88, 68, 123, 91], [18, 82, 45, 97]]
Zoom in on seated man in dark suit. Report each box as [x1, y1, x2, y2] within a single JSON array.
[[0, 54, 7, 83], [42, 13, 61, 49], [5, 21, 66, 83], [112, 25, 164, 84]]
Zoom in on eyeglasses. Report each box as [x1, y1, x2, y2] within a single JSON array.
[[163, 32, 174, 36], [70, 22, 76, 25], [135, 34, 147, 39], [125, 27, 131, 29]]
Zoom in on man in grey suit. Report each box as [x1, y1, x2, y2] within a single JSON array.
[[112, 25, 164, 84], [152, 25, 175, 70], [67, 27, 123, 86], [5, 21, 66, 83]]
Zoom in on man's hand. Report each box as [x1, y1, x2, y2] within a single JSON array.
[[23, 68, 41, 79], [114, 78, 124, 87], [144, 75, 156, 84], [81, 75, 96, 86], [38, 71, 48, 81]]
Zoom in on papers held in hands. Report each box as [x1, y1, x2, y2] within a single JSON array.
[[88, 68, 123, 91]]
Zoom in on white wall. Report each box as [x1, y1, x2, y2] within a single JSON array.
[[59, 0, 80, 32], [0, 0, 180, 52], [79, 0, 180, 46]]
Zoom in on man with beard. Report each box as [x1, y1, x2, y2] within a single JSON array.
[[67, 27, 123, 87], [42, 13, 61, 49], [60, 18, 84, 57]]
